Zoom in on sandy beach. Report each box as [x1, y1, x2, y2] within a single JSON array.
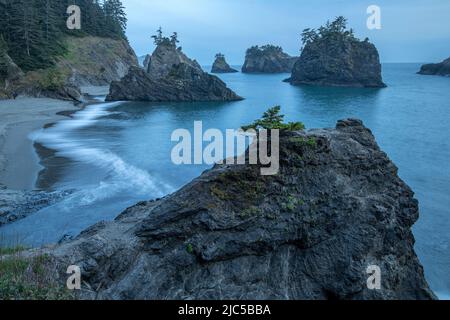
[[0, 97, 79, 190]]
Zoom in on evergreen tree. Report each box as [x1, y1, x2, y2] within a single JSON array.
[[0, 0, 129, 71]]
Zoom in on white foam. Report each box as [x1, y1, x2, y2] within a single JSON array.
[[30, 101, 173, 207]]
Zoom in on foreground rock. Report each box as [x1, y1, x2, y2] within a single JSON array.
[[211, 54, 238, 73], [0, 186, 72, 226], [286, 18, 386, 88], [48, 119, 434, 300], [242, 45, 298, 73], [107, 34, 242, 102], [418, 57, 450, 76]]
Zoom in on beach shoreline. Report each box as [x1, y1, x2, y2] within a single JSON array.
[[0, 97, 80, 190]]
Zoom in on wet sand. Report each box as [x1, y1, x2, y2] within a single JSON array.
[[0, 97, 79, 190]]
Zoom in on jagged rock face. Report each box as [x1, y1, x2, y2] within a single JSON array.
[[106, 65, 242, 102], [418, 57, 450, 76], [287, 38, 386, 88], [242, 46, 298, 73], [211, 56, 238, 73], [50, 119, 434, 300], [146, 43, 202, 79], [107, 43, 242, 102]]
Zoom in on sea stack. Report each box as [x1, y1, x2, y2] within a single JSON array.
[[211, 53, 238, 73], [48, 118, 434, 300], [107, 31, 242, 102], [418, 57, 450, 76], [286, 17, 386, 88], [242, 45, 298, 73]]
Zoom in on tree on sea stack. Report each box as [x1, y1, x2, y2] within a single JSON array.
[[242, 106, 305, 131], [288, 16, 386, 88]]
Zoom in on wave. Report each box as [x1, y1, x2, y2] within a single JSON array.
[[30, 101, 173, 207]]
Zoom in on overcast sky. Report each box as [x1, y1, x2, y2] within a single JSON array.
[[122, 0, 450, 65]]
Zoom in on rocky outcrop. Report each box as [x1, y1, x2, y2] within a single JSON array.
[[57, 36, 138, 87], [0, 185, 72, 226], [286, 20, 386, 88], [2, 36, 138, 101], [242, 45, 298, 73], [145, 42, 202, 78], [211, 54, 238, 73], [418, 57, 450, 76], [107, 40, 242, 102], [106, 64, 242, 102], [48, 119, 434, 300]]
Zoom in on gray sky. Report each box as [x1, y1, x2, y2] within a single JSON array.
[[122, 0, 450, 64]]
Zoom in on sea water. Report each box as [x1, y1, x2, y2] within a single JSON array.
[[1, 63, 449, 298]]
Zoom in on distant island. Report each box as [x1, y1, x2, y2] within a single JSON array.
[[242, 45, 298, 73], [418, 57, 450, 76], [285, 17, 386, 88], [211, 53, 238, 73], [107, 29, 242, 102]]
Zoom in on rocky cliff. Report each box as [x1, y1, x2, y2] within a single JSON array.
[[242, 45, 298, 73], [48, 119, 434, 300], [286, 18, 385, 88], [107, 41, 242, 102], [418, 57, 450, 76], [211, 54, 238, 73], [2, 36, 138, 101]]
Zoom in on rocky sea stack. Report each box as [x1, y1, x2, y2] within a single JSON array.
[[107, 31, 242, 102], [47, 118, 434, 300], [211, 53, 238, 73], [286, 17, 386, 88], [418, 57, 450, 76], [242, 45, 298, 73]]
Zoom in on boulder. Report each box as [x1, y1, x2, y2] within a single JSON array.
[[242, 45, 298, 73], [418, 57, 450, 76], [49, 119, 434, 300]]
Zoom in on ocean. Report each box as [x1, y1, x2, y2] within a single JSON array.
[[1, 63, 449, 298]]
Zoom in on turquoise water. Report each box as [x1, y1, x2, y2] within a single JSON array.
[[1, 63, 449, 298]]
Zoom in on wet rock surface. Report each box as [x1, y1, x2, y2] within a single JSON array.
[[0, 186, 72, 226], [48, 119, 435, 300]]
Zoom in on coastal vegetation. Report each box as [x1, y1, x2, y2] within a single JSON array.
[[241, 106, 305, 131], [0, 0, 127, 72], [0, 248, 73, 300]]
